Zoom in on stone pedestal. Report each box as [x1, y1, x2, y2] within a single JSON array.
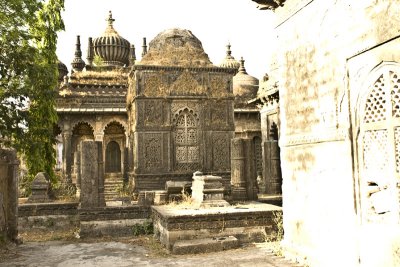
[[80, 140, 105, 208], [191, 171, 229, 208], [28, 172, 51, 203]]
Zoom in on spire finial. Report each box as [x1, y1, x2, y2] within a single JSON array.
[[107, 10, 115, 27], [142, 37, 147, 57], [71, 35, 85, 71], [86, 37, 94, 66], [238, 57, 247, 74], [130, 44, 136, 66], [226, 42, 232, 57]]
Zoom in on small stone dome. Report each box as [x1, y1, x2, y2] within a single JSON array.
[[93, 11, 130, 66], [140, 28, 213, 67], [57, 59, 68, 81], [233, 57, 259, 104], [219, 43, 240, 71]]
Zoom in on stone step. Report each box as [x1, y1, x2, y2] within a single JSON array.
[[172, 236, 240, 255]]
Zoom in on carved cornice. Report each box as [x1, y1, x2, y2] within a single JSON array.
[[133, 64, 237, 74], [251, 0, 286, 10], [280, 128, 349, 147]]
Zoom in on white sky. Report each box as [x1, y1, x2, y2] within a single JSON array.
[[56, 0, 275, 79]]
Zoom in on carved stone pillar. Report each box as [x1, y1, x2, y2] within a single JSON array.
[[80, 140, 105, 208], [62, 131, 72, 184], [231, 138, 247, 200], [264, 125, 282, 195]]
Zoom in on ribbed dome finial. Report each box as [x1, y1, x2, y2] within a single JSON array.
[[107, 10, 115, 27], [219, 42, 240, 71], [92, 11, 130, 66]]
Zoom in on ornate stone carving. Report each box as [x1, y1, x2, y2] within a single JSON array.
[[142, 72, 168, 97], [144, 100, 164, 126], [212, 132, 230, 171], [143, 133, 162, 170], [171, 102, 200, 119], [364, 74, 386, 123], [170, 70, 206, 96], [210, 102, 227, 125], [209, 73, 230, 97]]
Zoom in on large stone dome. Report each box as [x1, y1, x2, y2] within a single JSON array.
[[140, 28, 213, 67], [93, 11, 130, 66], [233, 57, 259, 105]]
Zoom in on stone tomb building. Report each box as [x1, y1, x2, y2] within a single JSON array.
[[253, 0, 400, 266], [127, 28, 235, 191], [56, 13, 236, 197]]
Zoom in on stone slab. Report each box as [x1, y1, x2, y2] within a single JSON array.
[[152, 202, 282, 250], [172, 236, 239, 255]]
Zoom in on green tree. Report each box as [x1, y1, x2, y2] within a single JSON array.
[[0, 0, 65, 183]]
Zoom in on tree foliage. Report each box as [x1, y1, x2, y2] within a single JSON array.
[[0, 0, 65, 183]]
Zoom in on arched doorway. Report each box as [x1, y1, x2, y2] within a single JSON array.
[[358, 65, 400, 223], [71, 122, 94, 185], [103, 121, 126, 200], [105, 141, 121, 173], [174, 109, 200, 171]]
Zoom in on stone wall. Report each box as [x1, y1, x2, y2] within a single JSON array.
[[268, 0, 400, 266], [0, 149, 19, 242]]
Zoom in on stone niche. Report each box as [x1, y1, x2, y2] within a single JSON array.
[[127, 28, 236, 192]]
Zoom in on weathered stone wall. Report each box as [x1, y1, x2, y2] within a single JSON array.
[[270, 1, 400, 266], [0, 149, 19, 242], [128, 66, 235, 191]]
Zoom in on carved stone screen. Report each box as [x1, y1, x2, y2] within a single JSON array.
[[175, 109, 199, 170], [360, 69, 400, 223]]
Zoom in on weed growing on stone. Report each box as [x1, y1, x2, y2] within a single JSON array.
[[132, 220, 153, 236], [264, 210, 284, 256]]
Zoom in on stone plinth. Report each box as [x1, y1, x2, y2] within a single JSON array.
[[80, 141, 105, 208], [191, 172, 229, 208], [152, 202, 282, 251], [137, 191, 155, 206], [154, 190, 167, 205], [28, 172, 51, 203]]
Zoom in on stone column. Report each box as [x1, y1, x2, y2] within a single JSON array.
[[62, 131, 72, 184], [264, 133, 282, 195], [0, 149, 19, 242], [80, 140, 105, 208], [231, 138, 247, 200], [243, 138, 258, 200]]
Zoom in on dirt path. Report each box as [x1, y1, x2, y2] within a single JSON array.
[[0, 238, 301, 267]]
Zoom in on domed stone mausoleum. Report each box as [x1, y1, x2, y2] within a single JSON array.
[[55, 13, 237, 198]]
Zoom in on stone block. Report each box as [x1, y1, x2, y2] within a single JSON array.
[[154, 190, 167, 205], [137, 191, 155, 206], [28, 172, 51, 203], [172, 236, 239, 255], [191, 172, 229, 208]]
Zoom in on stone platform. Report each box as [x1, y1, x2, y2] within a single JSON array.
[[152, 202, 282, 252]]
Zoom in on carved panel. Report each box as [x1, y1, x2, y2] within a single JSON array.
[[212, 132, 230, 171], [170, 71, 206, 96], [395, 127, 400, 174], [364, 74, 386, 123], [143, 73, 168, 97], [139, 100, 163, 126], [390, 71, 400, 117], [363, 129, 388, 177], [210, 102, 227, 126], [143, 133, 162, 170], [209, 73, 230, 97]]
